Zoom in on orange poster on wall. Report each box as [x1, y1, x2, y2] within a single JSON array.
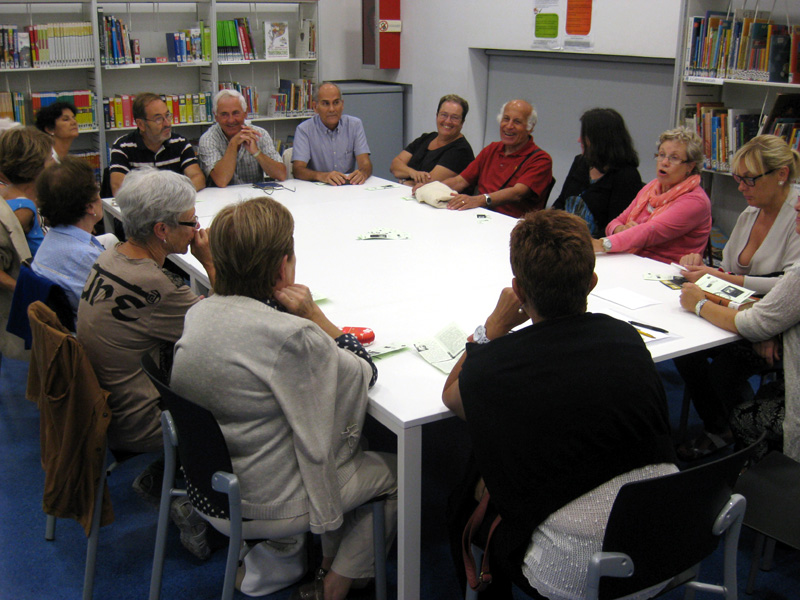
[[566, 0, 592, 36]]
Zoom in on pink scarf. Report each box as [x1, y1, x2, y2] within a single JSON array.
[[628, 174, 701, 223]]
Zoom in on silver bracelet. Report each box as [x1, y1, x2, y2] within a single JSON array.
[[695, 298, 709, 317]]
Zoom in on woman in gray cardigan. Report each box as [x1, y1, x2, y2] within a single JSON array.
[[679, 140, 800, 462], [171, 197, 396, 600]]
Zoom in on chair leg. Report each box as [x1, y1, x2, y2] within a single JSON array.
[[45, 514, 56, 541], [746, 532, 766, 595], [148, 430, 179, 600], [372, 500, 387, 600], [679, 388, 692, 443], [83, 453, 109, 600], [761, 537, 776, 571]]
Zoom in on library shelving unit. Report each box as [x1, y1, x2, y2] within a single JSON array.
[[670, 0, 800, 233], [0, 0, 320, 169]]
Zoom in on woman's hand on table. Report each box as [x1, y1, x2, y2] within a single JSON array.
[[447, 194, 483, 211], [485, 287, 529, 340], [592, 238, 605, 253], [679, 282, 705, 312], [613, 222, 637, 234], [681, 264, 715, 283], [753, 337, 782, 367], [407, 168, 431, 185], [679, 253, 704, 267]]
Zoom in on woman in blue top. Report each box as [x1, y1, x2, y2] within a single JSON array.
[[0, 126, 54, 257], [33, 156, 115, 317]]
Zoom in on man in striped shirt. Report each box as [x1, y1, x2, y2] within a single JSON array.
[[109, 92, 205, 196]]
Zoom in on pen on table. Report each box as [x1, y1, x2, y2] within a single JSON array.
[[634, 328, 655, 339], [670, 262, 688, 271], [629, 320, 669, 334]]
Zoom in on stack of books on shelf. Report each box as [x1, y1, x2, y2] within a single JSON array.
[[32, 90, 96, 130], [71, 150, 102, 182], [0, 91, 27, 123], [0, 89, 96, 129], [681, 92, 800, 172], [98, 11, 136, 65], [103, 92, 212, 130], [165, 23, 212, 63], [218, 82, 258, 117], [267, 79, 315, 117], [684, 9, 800, 83], [0, 22, 94, 69], [217, 18, 256, 61]]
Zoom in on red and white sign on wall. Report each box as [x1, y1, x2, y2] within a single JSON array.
[[362, 0, 400, 69]]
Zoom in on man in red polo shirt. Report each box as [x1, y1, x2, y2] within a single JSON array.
[[441, 99, 553, 218]]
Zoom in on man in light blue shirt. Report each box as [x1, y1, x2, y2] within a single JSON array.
[[292, 82, 373, 186]]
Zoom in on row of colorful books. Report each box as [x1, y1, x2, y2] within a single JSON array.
[[0, 22, 94, 69], [103, 92, 213, 130], [266, 78, 315, 116], [165, 27, 212, 63], [0, 90, 96, 128], [684, 9, 800, 83], [218, 82, 258, 116], [683, 93, 800, 172], [97, 11, 134, 66], [217, 18, 257, 61]]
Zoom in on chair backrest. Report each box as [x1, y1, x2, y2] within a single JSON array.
[[541, 176, 557, 208], [7, 262, 74, 348], [283, 147, 293, 179], [140, 353, 235, 520], [597, 443, 756, 600]]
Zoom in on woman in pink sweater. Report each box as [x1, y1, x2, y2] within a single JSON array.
[[592, 127, 711, 264]]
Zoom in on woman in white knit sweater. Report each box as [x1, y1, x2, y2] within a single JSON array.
[[679, 138, 800, 462], [675, 135, 800, 460], [171, 197, 397, 600]]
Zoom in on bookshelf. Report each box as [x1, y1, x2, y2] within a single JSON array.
[[671, 0, 800, 233], [0, 0, 320, 168]]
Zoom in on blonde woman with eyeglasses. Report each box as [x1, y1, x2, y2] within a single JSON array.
[[591, 126, 711, 264], [675, 135, 800, 461]]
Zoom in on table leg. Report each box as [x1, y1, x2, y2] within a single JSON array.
[[397, 426, 422, 600]]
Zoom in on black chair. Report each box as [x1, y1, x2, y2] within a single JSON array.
[[141, 354, 388, 600], [733, 450, 800, 594], [466, 440, 757, 600]]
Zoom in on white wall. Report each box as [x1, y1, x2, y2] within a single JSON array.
[[318, 0, 684, 150]]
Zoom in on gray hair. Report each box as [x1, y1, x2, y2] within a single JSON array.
[[314, 82, 342, 103], [658, 127, 703, 175], [497, 100, 537, 131], [213, 89, 247, 115], [116, 167, 196, 242]]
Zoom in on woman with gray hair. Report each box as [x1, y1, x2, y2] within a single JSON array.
[[77, 168, 214, 524], [592, 126, 711, 264]]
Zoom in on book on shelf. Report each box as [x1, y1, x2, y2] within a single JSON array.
[[103, 92, 211, 129], [217, 19, 255, 61], [683, 10, 800, 83], [296, 19, 317, 59], [0, 22, 93, 69], [219, 82, 258, 116], [759, 93, 800, 137], [266, 22, 290, 58], [682, 101, 764, 172]]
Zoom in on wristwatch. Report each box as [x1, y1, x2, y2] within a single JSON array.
[[472, 324, 491, 344], [601, 237, 612, 252], [484, 193, 492, 208]]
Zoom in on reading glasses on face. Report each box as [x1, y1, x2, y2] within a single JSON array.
[[437, 112, 462, 123], [732, 168, 776, 187], [178, 217, 200, 229], [653, 153, 690, 165], [145, 112, 172, 125]]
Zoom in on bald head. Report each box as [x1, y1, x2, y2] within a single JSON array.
[[497, 99, 536, 153], [314, 82, 344, 131], [497, 100, 536, 131]]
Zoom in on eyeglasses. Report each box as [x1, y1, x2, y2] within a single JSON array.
[[177, 217, 200, 229], [654, 152, 691, 166], [732, 168, 776, 187], [143, 112, 172, 126], [437, 112, 463, 123]]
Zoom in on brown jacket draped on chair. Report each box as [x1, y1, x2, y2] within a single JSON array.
[[26, 301, 114, 535]]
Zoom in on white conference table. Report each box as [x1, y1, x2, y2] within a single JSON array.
[[104, 177, 738, 599]]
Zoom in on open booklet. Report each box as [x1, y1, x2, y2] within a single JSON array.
[[695, 274, 757, 309], [413, 322, 467, 374]]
